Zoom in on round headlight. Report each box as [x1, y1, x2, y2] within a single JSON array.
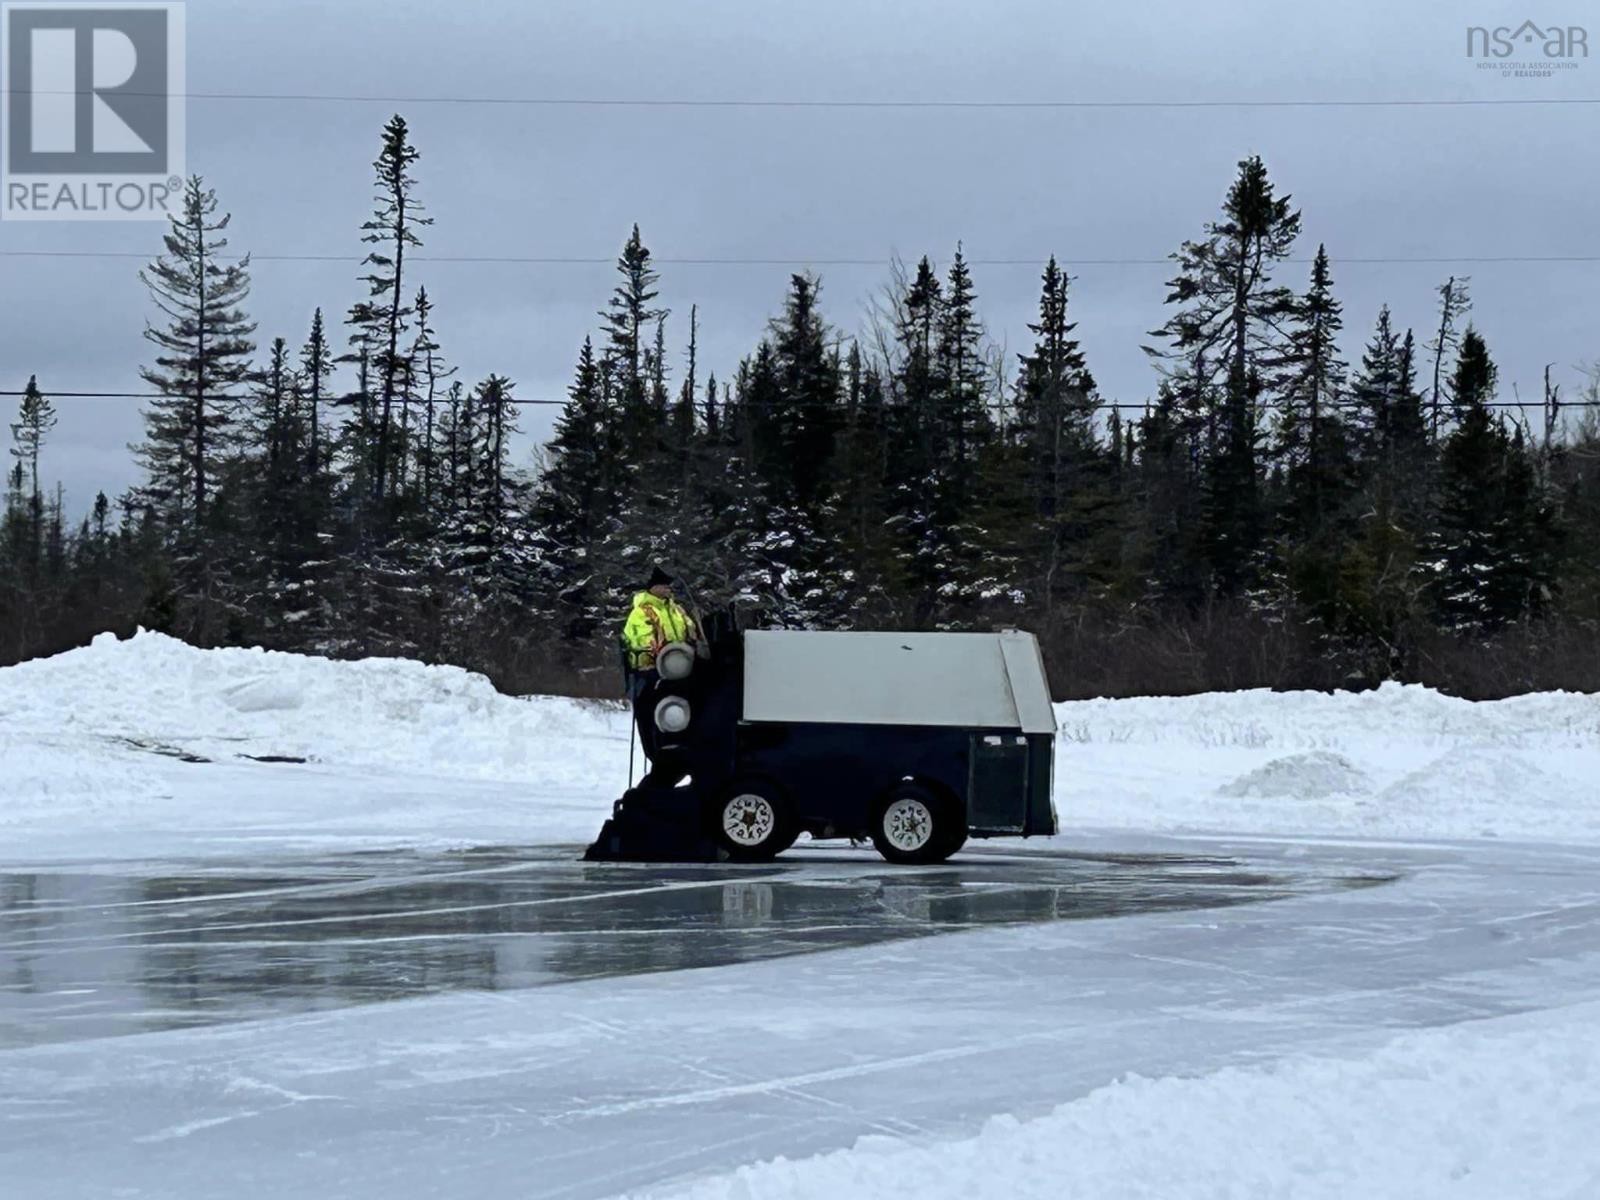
[[654, 696, 692, 734], [657, 642, 695, 681]]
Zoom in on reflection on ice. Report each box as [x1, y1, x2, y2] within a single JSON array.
[[0, 845, 1384, 1048]]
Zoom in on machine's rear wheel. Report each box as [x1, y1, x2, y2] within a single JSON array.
[[871, 782, 963, 865], [712, 781, 796, 861]]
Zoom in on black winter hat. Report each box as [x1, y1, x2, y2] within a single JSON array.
[[647, 565, 674, 589]]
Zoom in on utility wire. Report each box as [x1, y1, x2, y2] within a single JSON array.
[[10, 89, 1600, 110], [3, 250, 1598, 267], [0, 390, 1585, 412]]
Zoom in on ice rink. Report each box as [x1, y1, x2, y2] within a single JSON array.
[[5, 833, 1598, 1198]]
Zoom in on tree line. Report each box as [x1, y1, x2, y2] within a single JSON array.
[[5, 117, 1599, 698]]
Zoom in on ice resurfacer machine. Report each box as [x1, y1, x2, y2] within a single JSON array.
[[584, 612, 1058, 864]]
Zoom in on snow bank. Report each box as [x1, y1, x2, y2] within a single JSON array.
[[2, 631, 1598, 856], [0, 631, 631, 857], [0, 630, 623, 785], [1056, 682, 1600, 842], [643, 1001, 1600, 1200]]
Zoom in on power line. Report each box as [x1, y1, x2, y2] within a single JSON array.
[[3, 249, 1598, 268], [1, 390, 1586, 412], [10, 88, 1600, 111]]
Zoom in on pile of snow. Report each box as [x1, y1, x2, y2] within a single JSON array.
[[0, 630, 623, 786], [645, 1001, 1600, 1200], [1058, 683, 1600, 843], [0, 631, 632, 858], [1220, 750, 1372, 799], [1057, 682, 1600, 750], [0, 731, 167, 828]]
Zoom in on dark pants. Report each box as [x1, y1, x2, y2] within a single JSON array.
[[628, 668, 659, 756], [628, 669, 686, 788]]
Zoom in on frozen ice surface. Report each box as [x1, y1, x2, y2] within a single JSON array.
[[0, 844, 1368, 1048], [5, 835, 1600, 1199]]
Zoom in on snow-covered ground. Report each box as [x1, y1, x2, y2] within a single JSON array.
[[652, 999, 1600, 1200], [4, 632, 1600, 1199]]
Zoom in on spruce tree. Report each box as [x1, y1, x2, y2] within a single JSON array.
[[600, 224, 666, 416], [135, 176, 256, 531], [445, 375, 528, 606], [529, 337, 617, 637], [348, 114, 430, 510], [1149, 155, 1301, 594], [1010, 257, 1111, 624], [1271, 245, 1358, 623], [1425, 276, 1472, 441], [1425, 328, 1556, 629], [409, 286, 453, 514], [884, 257, 945, 624], [753, 272, 840, 507], [8, 376, 55, 567], [299, 308, 333, 474], [245, 336, 320, 636], [935, 246, 991, 499], [133, 176, 256, 641]]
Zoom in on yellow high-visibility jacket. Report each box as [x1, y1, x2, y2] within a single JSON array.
[[622, 591, 696, 670]]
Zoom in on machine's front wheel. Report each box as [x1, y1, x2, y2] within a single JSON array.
[[871, 783, 964, 865], [712, 782, 797, 861]]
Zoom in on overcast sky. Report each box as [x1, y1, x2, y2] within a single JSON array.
[[3, 0, 1597, 516]]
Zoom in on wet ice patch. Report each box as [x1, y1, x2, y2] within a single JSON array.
[[1219, 751, 1372, 800]]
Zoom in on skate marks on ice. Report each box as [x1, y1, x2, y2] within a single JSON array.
[[0, 843, 1388, 1048]]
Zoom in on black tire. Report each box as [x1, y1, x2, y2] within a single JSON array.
[[871, 782, 964, 865], [710, 780, 796, 861]]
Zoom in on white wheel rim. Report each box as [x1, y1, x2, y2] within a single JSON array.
[[883, 797, 935, 852], [723, 794, 776, 847]]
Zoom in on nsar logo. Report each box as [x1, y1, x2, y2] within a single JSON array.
[[1466, 20, 1588, 71]]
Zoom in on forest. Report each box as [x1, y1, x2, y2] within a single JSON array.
[[5, 115, 1599, 699]]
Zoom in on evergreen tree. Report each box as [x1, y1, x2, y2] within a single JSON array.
[[8, 375, 55, 567], [1130, 382, 1209, 607], [1149, 155, 1301, 594], [409, 286, 453, 514], [1425, 276, 1472, 441], [529, 337, 617, 637], [245, 336, 322, 634], [299, 308, 333, 474], [883, 257, 946, 624], [348, 114, 431, 510], [600, 224, 666, 415], [1425, 329, 1557, 629], [133, 176, 256, 642], [1010, 257, 1113, 624], [935, 246, 991, 500], [1271, 245, 1359, 623], [134, 176, 256, 531], [445, 375, 528, 603], [751, 272, 840, 507]]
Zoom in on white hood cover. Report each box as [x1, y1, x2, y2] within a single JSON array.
[[741, 630, 1056, 734]]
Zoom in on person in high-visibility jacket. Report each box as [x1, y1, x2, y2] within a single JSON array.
[[622, 566, 698, 672], [621, 566, 699, 784]]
